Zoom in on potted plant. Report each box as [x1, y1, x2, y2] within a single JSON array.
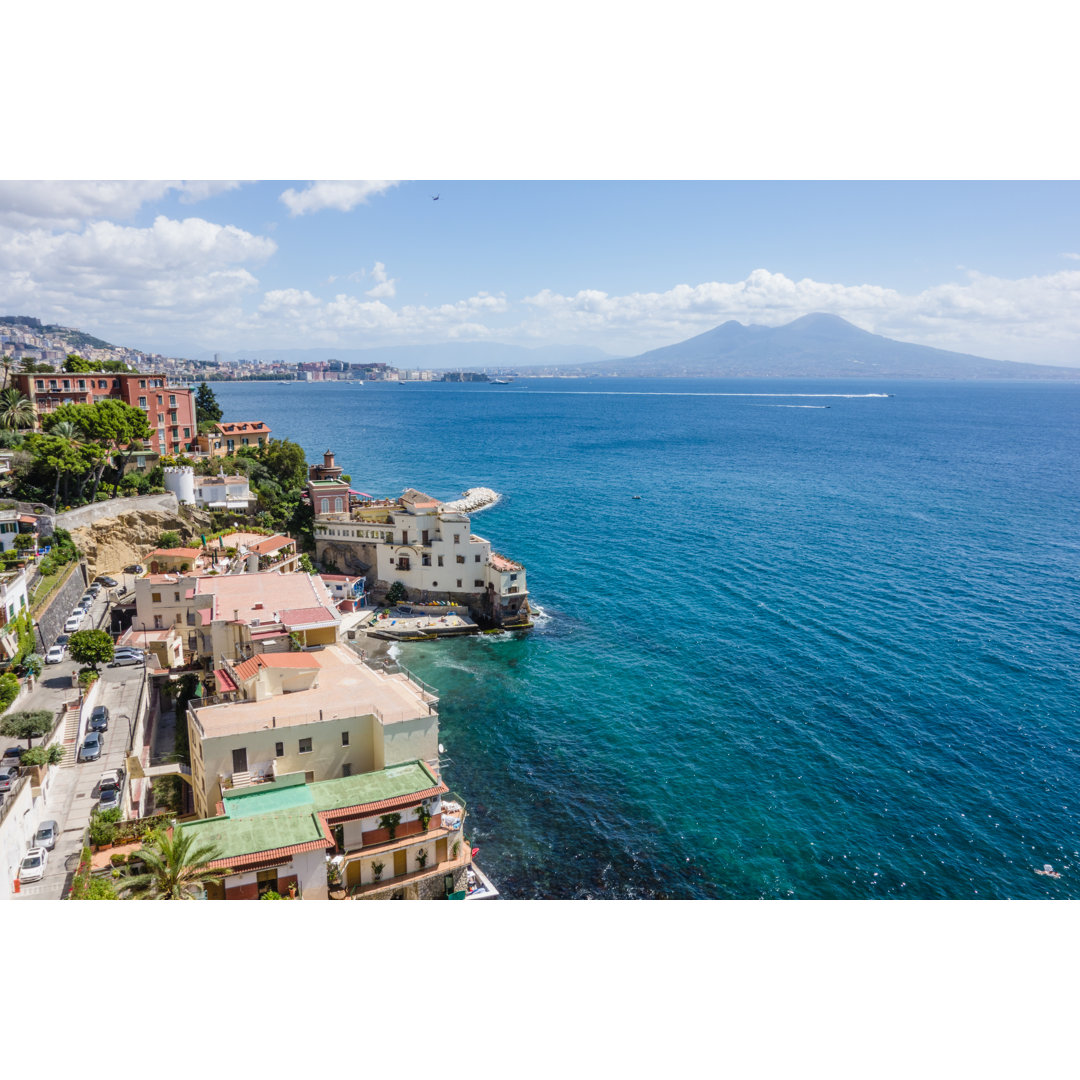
[[416, 848, 428, 869], [371, 861, 384, 882], [378, 812, 401, 840], [417, 804, 432, 831]]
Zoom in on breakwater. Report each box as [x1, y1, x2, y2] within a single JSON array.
[[441, 487, 501, 513]]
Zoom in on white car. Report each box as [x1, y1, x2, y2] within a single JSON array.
[[19, 847, 48, 883], [45, 645, 65, 664], [63, 615, 83, 634]]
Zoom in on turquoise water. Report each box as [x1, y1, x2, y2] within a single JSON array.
[[214, 377, 1080, 898]]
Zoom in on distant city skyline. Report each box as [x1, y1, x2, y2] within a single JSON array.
[[1, 181, 1079, 366]]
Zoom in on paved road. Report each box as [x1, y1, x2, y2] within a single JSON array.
[[11, 581, 148, 901]]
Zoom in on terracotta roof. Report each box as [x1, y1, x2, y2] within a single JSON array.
[[205, 834, 332, 871], [251, 535, 294, 554], [216, 421, 271, 435], [214, 668, 237, 693], [280, 606, 337, 628], [318, 781, 449, 824], [147, 547, 202, 558], [231, 651, 322, 682]]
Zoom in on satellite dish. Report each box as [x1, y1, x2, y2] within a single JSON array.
[[438, 744, 445, 754]]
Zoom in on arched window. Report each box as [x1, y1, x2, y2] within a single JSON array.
[[334, 497, 343, 513], [321, 498, 330, 513]]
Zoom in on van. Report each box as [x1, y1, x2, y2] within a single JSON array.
[[34, 820, 60, 851]]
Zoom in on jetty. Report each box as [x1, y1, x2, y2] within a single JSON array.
[[441, 487, 501, 514]]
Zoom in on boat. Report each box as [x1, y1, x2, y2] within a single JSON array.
[[491, 378, 510, 385], [632, 495, 642, 499]]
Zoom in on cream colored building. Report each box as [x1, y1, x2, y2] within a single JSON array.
[[314, 487, 529, 626], [187, 642, 439, 818]]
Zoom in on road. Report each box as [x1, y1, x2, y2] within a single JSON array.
[[10, 580, 148, 900]]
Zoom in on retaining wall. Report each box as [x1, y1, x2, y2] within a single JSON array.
[[40, 493, 179, 535], [35, 563, 89, 652]]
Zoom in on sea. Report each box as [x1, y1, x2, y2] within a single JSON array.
[[213, 376, 1080, 899]]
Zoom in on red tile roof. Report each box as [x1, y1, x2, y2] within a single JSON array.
[[216, 421, 271, 435], [318, 780, 449, 824], [251, 535, 295, 554], [214, 668, 237, 693], [280, 606, 337, 628], [231, 652, 322, 682]]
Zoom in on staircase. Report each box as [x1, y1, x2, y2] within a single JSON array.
[[59, 703, 82, 768]]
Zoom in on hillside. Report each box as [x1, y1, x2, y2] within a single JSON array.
[[585, 314, 1080, 379]]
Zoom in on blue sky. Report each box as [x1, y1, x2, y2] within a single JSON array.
[[2, 180, 1079, 365]]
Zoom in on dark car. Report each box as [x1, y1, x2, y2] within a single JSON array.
[[55, 634, 70, 648], [123, 565, 145, 575], [2, 746, 23, 763], [98, 787, 122, 813], [95, 576, 119, 588], [78, 732, 103, 763], [89, 706, 110, 732]]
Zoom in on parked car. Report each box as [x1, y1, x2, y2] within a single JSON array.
[[0, 766, 20, 793], [34, 820, 59, 851], [99, 768, 124, 792], [95, 576, 118, 588], [79, 593, 95, 607], [45, 645, 65, 664], [109, 651, 145, 667], [89, 706, 110, 732], [64, 615, 83, 634], [2, 746, 23, 763], [88, 584, 102, 597], [98, 787, 122, 813], [123, 564, 145, 575], [78, 732, 103, 762], [55, 634, 70, 648], [19, 847, 48, 883]]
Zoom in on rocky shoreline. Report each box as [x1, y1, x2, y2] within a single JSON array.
[[441, 487, 501, 513]]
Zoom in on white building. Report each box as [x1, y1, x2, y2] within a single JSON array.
[[315, 488, 529, 626]]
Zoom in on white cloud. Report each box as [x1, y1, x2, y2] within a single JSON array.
[[1062, 252, 1080, 260], [279, 181, 399, 216], [364, 262, 396, 298], [0, 181, 244, 227]]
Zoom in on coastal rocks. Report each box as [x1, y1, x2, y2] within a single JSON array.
[[441, 487, 500, 513], [70, 507, 213, 575]]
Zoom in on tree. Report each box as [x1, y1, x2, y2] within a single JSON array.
[[21, 743, 65, 766], [123, 828, 229, 900], [0, 389, 35, 431], [0, 710, 53, 749], [158, 530, 182, 548], [195, 381, 223, 425], [261, 439, 307, 490], [386, 580, 407, 606], [0, 356, 13, 391], [13, 533, 34, 552], [68, 629, 114, 671], [63, 353, 93, 372]]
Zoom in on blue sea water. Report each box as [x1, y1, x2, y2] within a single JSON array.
[[213, 377, 1080, 899]]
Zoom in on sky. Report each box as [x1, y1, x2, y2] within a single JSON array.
[[2, 179, 1079, 366]]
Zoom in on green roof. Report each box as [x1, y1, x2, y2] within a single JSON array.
[[221, 760, 438, 819], [179, 808, 325, 861]]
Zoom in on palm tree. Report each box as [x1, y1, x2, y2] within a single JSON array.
[[0, 356, 13, 391], [0, 388, 35, 431], [123, 827, 229, 899]]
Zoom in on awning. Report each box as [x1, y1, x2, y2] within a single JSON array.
[[349, 489, 373, 497]]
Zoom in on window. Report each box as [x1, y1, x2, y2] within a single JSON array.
[[36, 380, 43, 389], [454, 534, 460, 544], [153, 615, 163, 629], [138, 396, 147, 408], [475, 554, 481, 562], [170, 394, 176, 406], [299, 738, 312, 754], [256, 868, 278, 897], [334, 497, 343, 513], [157, 394, 163, 405], [151, 592, 161, 603], [139, 380, 146, 388], [422, 554, 431, 566], [456, 579, 462, 588], [170, 410, 177, 422], [456, 555, 465, 564], [437, 555, 444, 566], [174, 592, 180, 601], [99, 380, 107, 389], [474, 579, 483, 587], [342, 763, 352, 777], [62, 380, 70, 389], [275, 742, 284, 757], [175, 613, 182, 624], [304, 771, 315, 783], [320, 498, 330, 513], [78, 380, 86, 389]]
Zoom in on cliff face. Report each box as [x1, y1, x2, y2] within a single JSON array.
[[71, 507, 213, 575]]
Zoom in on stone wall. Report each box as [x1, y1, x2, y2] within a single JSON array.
[[35, 562, 89, 651], [41, 492, 180, 534]]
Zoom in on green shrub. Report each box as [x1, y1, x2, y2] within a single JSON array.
[[0, 672, 20, 711]]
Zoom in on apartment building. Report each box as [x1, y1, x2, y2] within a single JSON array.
[[178, 760, 469, 899], [13, 371, 196, 456], [187, 641, 439, 819], [314, 482, 530, 626]]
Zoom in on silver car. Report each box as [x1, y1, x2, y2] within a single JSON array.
[[34, 820, 60, 851]]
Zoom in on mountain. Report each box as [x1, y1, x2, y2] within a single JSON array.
[[579, 313, 1080, 379], [199, 341, 615, 370]]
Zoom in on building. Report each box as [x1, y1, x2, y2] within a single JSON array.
[[187, 642, 439, 819], [307, 449, 351, 515], [313, 479, 530, 627], [319, 573, 366, 611], [193, 473, 256, 513], [13, 371, 196, 456], [215, 421, 272, 455], [144, 547, 205, 575], [177, 760, 470, 899], [133, 568, 339, 662], [0, 569, 29, 660]]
